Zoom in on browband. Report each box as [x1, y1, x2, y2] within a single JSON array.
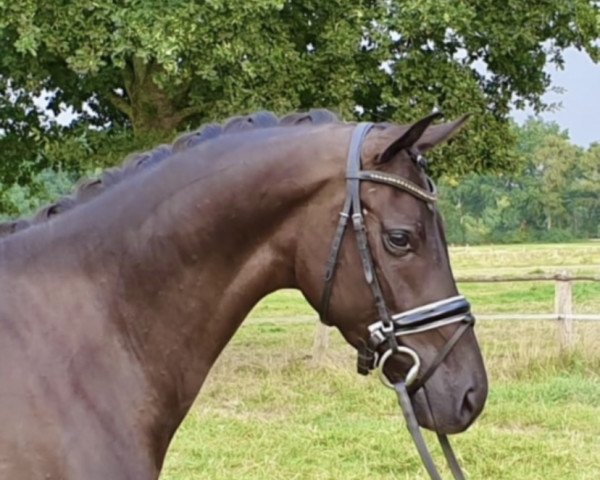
[[320, 122, 438, 327], [346, 171, 437, 203]]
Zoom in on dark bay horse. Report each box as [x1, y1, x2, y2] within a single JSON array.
[[0, 111, 487, 479]]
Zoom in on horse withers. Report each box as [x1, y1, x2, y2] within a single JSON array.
[[0, 110, 487, 479]]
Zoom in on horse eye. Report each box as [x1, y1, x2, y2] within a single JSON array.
[[385, 231, 412, 253]]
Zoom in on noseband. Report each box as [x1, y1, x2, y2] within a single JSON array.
[[320, 122, 475, 480]]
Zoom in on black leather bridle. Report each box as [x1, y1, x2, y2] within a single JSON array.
[[320, 122, 476, 480]]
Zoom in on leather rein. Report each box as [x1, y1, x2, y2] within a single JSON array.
[[319, 122, 475, 479]]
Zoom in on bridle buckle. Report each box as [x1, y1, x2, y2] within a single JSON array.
[[367, 320, 392, 348], [351, 212, 364, 231]]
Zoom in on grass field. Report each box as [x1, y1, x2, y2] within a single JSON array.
[[162, 242, 600, 479]]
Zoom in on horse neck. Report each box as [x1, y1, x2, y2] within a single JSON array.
[[3, 124, 347, 461]]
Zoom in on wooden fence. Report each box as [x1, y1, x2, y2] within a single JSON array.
[[311, 271, 600, 364]]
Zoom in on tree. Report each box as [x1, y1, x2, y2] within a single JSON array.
[[513, 117, 570, 162], [570, 143, 600, 236], [438, 117, 600, 245], [532, 135, 581, 230], [0, 0, 599, 178]]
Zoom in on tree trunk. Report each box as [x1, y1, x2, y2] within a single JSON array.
[[130, 83, 182, 134], [109, 57, 202, 136]]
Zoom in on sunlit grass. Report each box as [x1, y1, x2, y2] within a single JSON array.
[[449, 241, 600, 276], [162, 242, 600, 479], [162, 320, 600, 479]]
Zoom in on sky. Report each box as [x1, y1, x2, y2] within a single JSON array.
[[510, 47, 600, 148]]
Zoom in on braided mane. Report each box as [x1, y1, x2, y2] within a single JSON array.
[[0, 109, 340, 238]]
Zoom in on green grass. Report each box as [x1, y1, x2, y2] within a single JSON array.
[[449, 241, 600, 277], [161, 242, 600, 479]]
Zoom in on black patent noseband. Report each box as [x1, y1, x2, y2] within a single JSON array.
[[319, 122, 475, 480]]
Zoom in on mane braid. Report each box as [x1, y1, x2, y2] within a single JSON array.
[[0, 109, 340, 238]]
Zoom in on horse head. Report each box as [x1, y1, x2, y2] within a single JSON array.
[[296, 114, 488, 435]]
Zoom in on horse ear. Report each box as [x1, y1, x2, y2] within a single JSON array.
[[377, 113, 469, 164], [377, 112, 443, 164], [415, 114, 470, 153]]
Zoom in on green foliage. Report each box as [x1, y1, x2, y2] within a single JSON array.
[[439, 118, 600, 244], [514, 117, 569, 159], [0, 127, 166, 215], [0, 167, 76, 218], [34, 127, 169, 174], [0, 0, 598, 180]]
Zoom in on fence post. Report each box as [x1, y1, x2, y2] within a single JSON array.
[[555, 271, 574, 349], [311, 322, 330, 367]]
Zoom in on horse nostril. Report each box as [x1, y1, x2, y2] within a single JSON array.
[[461, 387, 477, 417]]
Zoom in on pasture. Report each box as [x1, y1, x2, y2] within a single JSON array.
[[162, 242, 600, 479]]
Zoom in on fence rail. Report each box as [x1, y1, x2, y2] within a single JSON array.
[[475, 313, 600, 321], [457, 273, 600, 283], [311, 270, 600, 362]]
